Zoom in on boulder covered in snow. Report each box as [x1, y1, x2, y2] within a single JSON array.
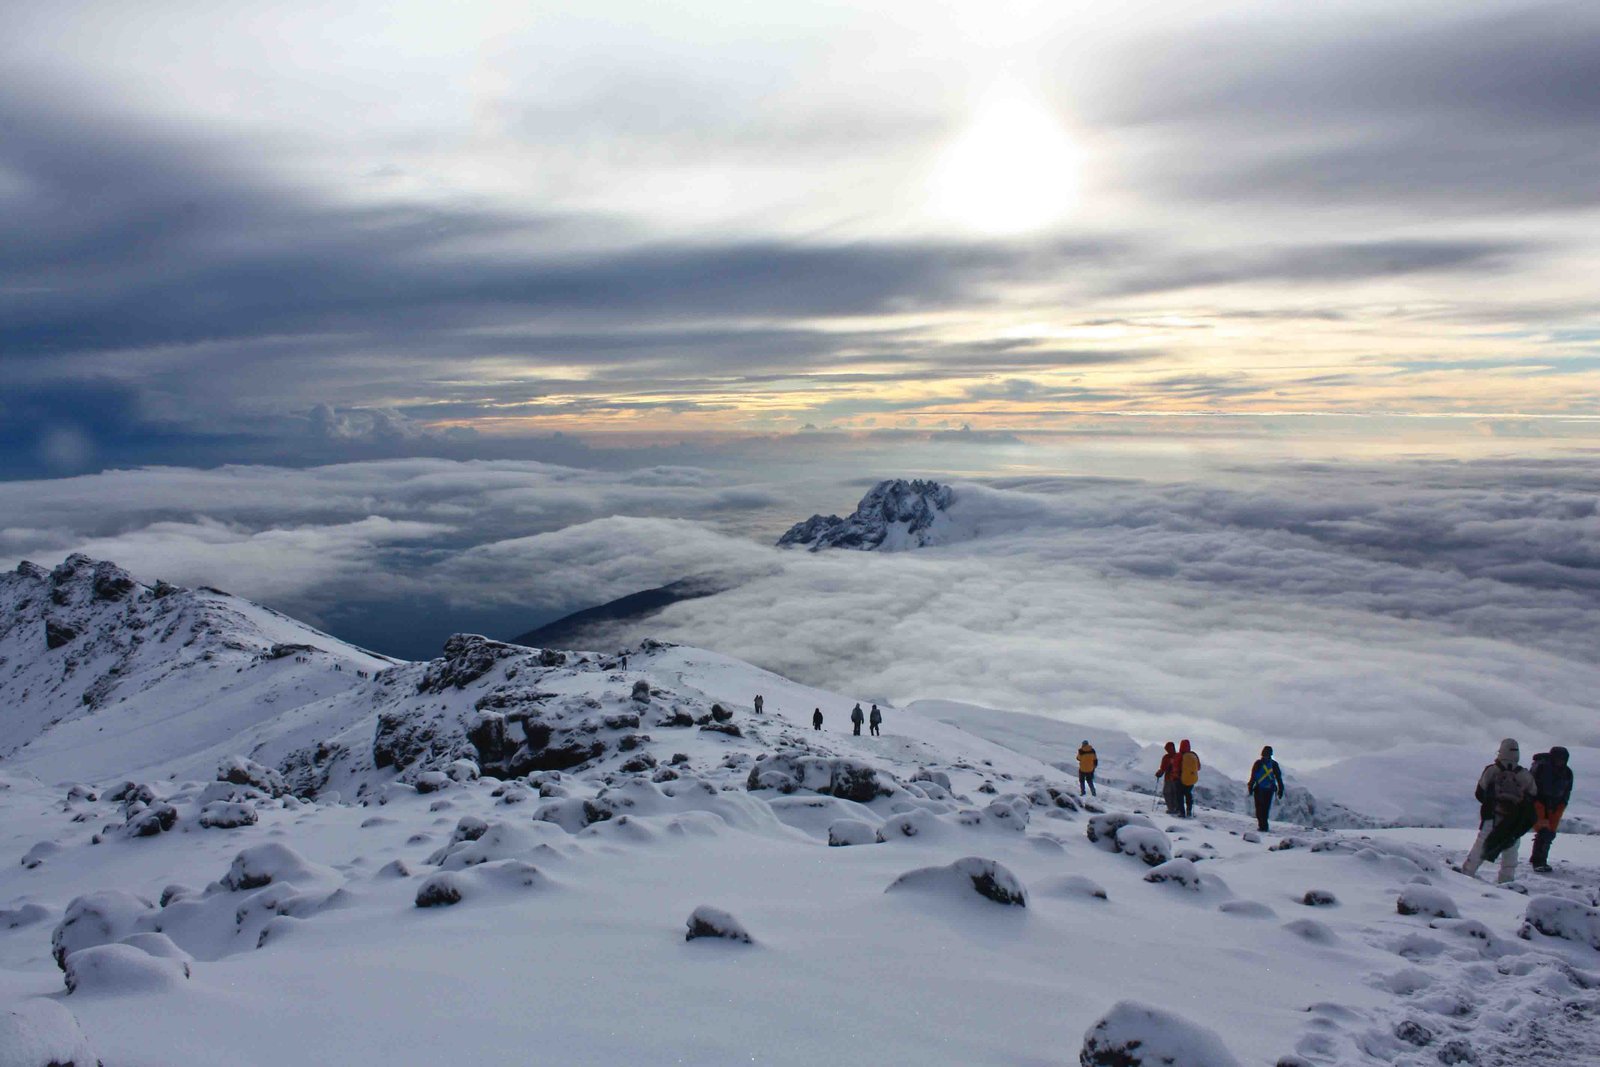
[[1080, 1001, 1242, 1067], [685, 905, 752, 944], [1086, 812, 1156, 850], [1397, 886, 1460, 919], [64, 942, 190, 995], [886, 856, 1027, 907], [198, 801, 258, 829], [220, 843, 327, 892], [415, 873, 465, 908], [218, 755, 288, 797], [828, 819, 878, 847], [746, 754, 896, 802], [1144, 859, 1202, 890], [0, 998, 100, 1067], [51, 890, 155, 970], [1519, 896, 1600, 951], [1114, 825, 1173, 868]]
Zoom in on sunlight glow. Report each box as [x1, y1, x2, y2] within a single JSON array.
[[927, 84, 1083, 235]]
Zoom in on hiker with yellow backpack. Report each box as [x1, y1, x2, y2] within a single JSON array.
[[1177, 740, 1201, 818], [1077, 741, 1098, 797]]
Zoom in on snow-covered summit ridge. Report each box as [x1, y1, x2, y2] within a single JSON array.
[[777, 478, 956, 551], [0, 554, 395, 782]]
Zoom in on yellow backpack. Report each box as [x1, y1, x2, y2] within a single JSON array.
[[1180, 750, 1201, 786]]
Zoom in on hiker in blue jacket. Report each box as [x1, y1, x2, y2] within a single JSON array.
[[1247, 746, 1285, 832]]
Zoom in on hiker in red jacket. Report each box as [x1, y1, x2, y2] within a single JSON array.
[[1155, 742, 1181, 815]]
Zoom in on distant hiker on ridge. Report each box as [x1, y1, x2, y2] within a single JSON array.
[[1461, 738, 1537, 883], [812, 708, 823, 731], [1247, 746, 1285, 832], [1178, 739, 1200, 818], [1529, 746, 1574, 873], [851, 703, 865, 736], [753, 694, 764, 715], [1077, 741, 1098, 797], [1156, 742, 1181, 815], [869, 704, 882, 737]]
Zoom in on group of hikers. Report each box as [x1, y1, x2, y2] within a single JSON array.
[[1076, 738, 1285, 830], [1075, 734, 1576, 878], [792, 700, 883, 737], [1460, 739, 1574, 882]]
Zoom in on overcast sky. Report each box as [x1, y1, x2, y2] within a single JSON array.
[[5, 0, 1600, 476]]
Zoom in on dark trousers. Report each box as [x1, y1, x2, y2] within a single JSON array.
[[1180, 784, 1194, 818], [1079, 771, 1096, 796], [1162, 779, 1181, 814], [1530, 828, 1557, 867], [869, 723, 879, 735], [813, 722, 821, 731], [1254, 790, 1275, 831], [852, 722, 861, 735]]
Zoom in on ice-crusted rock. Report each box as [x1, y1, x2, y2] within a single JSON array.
[[685, 905, 752, 943], [777, 479, 956, 552], [1086, 812, 1156, 849], [1080, 1001, 1242, 1067], [1397, 886, 1459, 919], [1300, 889, 1339, 907], [747, 754, 896, 802], [417, 634, 523, 694], [198, 801, 257, 829], [20, 841, 60, 869], [415, 873, 465, 908], [1113, 825, 1172, 867], [123, 802, 178, 838], [0, 998, 100, 1067], [65, 943, 190, 995], [828, 819, 878, 847], [221, 843, 328, 891], [886, 856, 1027, 907], [51, 890, 156, 970], [1519, 896, 1600, 950], [218, 756, 288, 798], [1144, 859, 1202, 890]]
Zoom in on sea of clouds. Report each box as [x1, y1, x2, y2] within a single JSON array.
[[2, 450, 1596, 768]]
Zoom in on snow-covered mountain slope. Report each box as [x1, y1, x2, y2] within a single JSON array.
[[0, 555, 395, 784], [2, 556, 1599, 1066], [777, 478, 959, 551]]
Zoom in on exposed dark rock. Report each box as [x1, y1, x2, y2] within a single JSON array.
[[778, 479, 954, 552], [418, 634, 520, 694], [685, 905, 752, 944], [700, 722, 742, 738], [45, 619, 78, 649]]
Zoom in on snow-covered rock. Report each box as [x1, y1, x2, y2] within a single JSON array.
[[1079, 1001, 1242, 1067], [1144, 858, 1202, 890], [1113, 825, 1172, 868], [828, 819, 878, 847], [885, 857, 1027, 907], [746, 754, 896, 802], [65, 942, 191, 994], [685, 905, 752, 943], [1396, 886, 1459, 919], [777, 479, 956, 552], [0, 999, 99, 1067], [198, 801, 258, 829], [220, 843, 331, 892], [51, 890, 156, 970], [1520, 896, 1600, 950]]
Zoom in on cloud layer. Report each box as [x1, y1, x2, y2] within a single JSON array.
[[2, 451, 1595, 768]]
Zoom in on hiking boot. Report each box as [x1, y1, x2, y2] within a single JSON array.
[[1534, 863, 1553, 874]]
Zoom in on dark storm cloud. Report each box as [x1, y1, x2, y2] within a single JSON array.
[[1089, 2, 1600, 210]]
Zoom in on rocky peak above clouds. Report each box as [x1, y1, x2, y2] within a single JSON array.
[[777, 478, 956, 551]]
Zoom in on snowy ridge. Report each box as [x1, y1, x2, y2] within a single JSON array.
[[1, 557, 1598, 1065], [0, 555, 395, 783], [777, 478, 959, 551]]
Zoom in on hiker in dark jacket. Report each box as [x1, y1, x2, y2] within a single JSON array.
[[753, 694, 764, 715], [812, 708, 823, 731], [1155, 742, 1181, 815], [850, 704, 865, 736], [1247, 746, 1285, 832], [1529, 746, 1574, 873], [1077, 742, 1098, 797], [1461, 738, 1537, 883], [869, 705, 882, 737]]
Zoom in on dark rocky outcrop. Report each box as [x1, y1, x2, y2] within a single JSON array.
[[778, 479, 954, 552]]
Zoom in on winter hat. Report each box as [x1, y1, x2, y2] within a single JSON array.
[[1261, 745, 1273, 758], [1496, 738, 1519, 766], [1551, 746, 1569, 766]]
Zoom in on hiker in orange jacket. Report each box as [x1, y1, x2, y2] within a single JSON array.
[[1178, 739, 1201, 818], [1155, 742, 1181, 815]]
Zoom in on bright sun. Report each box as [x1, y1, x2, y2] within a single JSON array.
[[927, 84, 1082, 236]]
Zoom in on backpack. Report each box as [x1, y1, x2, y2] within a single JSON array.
[[1180, 751, 1201, 786]]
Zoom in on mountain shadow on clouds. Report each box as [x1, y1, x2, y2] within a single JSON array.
[[510, 575, 733, 650]]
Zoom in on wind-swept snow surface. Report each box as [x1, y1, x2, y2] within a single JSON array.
[[1, 557, 1597, 1065]]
